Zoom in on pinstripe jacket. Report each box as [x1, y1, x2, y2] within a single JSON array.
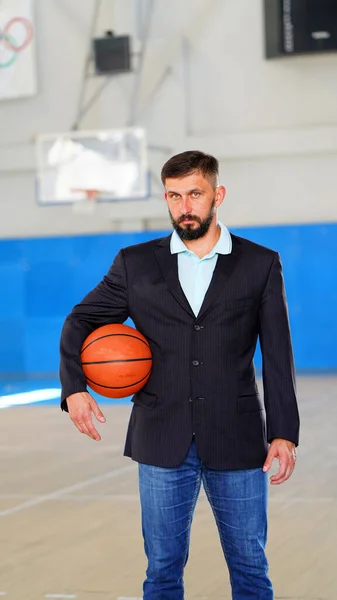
[[59, 233, 300, 470]]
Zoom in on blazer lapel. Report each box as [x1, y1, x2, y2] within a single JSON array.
[[197, 235, 243, 320], [154, 234, 243, 321], [155, 237, 196, 319]]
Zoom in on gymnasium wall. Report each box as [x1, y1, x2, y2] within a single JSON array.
[[1, 222, 336, 377], [0, 0, 336, 237], [0, 0, 336, 374]]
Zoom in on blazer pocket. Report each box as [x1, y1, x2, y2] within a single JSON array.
[[237, 394, 263, 414], [132, 390, 157, 410]]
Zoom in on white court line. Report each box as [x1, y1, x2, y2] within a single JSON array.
[[45, 595, 77, 599], [0, 464, 137, 518]]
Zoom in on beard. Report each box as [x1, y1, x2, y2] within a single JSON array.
[[169, 199, 216, 241]]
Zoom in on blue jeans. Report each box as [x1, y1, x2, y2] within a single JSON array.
[[138, 439, 273, 600]]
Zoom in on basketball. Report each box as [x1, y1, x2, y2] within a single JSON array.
[[81, 323, 152, 398]]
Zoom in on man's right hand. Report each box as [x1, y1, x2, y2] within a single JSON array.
[[66, 392, 106, 441]]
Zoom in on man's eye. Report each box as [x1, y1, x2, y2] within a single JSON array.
[[192, 192, 200, 198]]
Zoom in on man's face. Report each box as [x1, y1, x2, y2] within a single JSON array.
[[164, 172, 225, 241]]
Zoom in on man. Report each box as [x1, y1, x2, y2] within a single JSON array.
[[60, 150, 300, 600]]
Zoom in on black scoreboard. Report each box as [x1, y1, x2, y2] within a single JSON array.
[[264, 0, 337, 58]]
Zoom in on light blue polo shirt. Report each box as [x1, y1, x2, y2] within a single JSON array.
[[170, 221, 232, 317]]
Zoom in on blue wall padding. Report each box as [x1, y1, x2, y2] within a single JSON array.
[[0, 223, 336, 376]]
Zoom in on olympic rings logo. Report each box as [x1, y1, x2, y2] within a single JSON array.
[[0, 17, 34, 69]]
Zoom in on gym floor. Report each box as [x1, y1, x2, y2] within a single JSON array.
[[0, 375, 336, 600]]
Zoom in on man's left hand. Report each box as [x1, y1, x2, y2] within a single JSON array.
[[263, 438, 297, 485]]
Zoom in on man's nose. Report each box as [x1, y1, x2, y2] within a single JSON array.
[[180, 196, 192, 214]]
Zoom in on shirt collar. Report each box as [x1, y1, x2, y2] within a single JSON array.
[[170, 221, 232, 257]]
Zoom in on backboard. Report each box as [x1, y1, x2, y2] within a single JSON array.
[[35, 127, 149, 206]]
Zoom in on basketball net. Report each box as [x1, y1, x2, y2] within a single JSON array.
[[71, 188, 99, 215]]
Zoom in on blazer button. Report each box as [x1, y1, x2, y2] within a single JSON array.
[[192, 360, 200, 366], [194, 324, 201, 331]]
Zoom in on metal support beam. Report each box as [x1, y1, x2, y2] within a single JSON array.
[[127, 0, 155, 126], [72, 0, 104, 130]]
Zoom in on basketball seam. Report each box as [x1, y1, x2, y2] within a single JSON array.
[[86, 367, 152, 390], [82, 357, 151, 365], [81, 332, 150, 354]]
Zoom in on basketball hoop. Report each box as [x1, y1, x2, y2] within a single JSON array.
[[71, 188, 99, 214], [35, 127, 149, 206]]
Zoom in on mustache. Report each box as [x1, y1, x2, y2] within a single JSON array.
[[177, 214, 202, 225]]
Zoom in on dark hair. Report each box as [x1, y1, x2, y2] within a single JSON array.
[[161, 150, 219, 188]]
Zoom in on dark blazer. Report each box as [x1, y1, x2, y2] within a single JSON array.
[[59, 233, 299, 470]]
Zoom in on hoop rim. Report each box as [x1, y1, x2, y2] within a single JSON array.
[[70, 188, 100, 200]]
